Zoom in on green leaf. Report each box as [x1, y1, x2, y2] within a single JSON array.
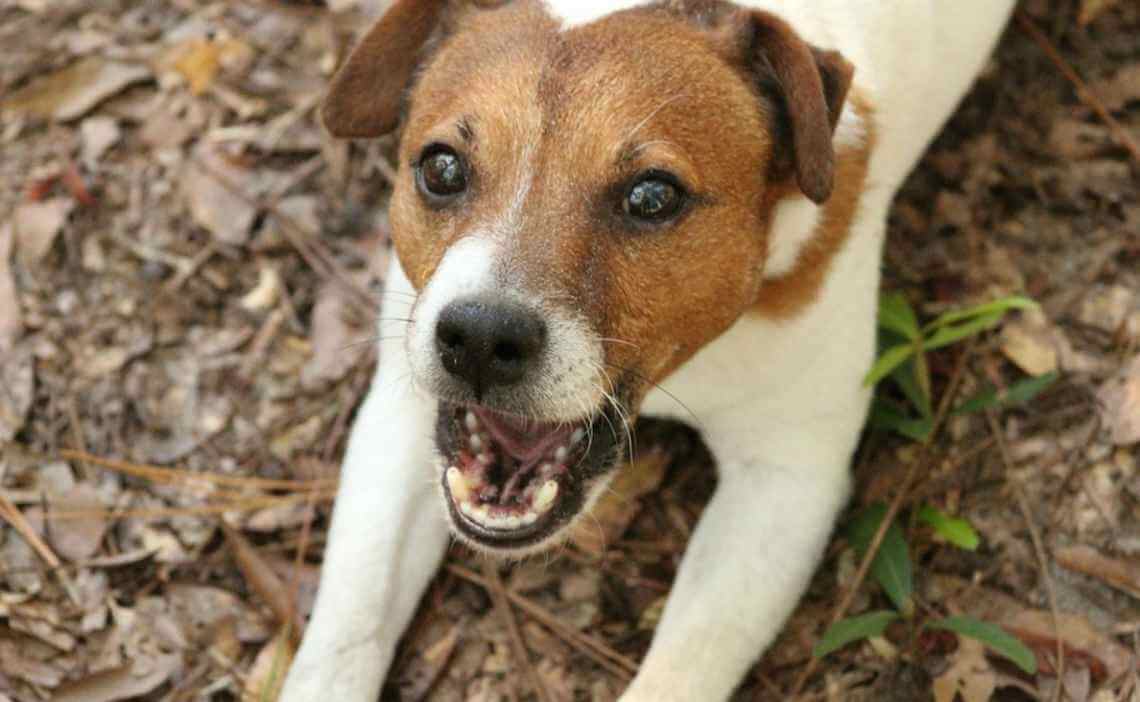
[[878, 292, 921, 340], [813, 611, 900, 658], [924, 296, 1038, 331], [928, 616, 1038, 674], [890, 356, 933, 419], [924, 310, 1004, 350], [869, 400, 933, 441], [846, 504, 914, 615], [952, 372, 1059, 416], [863, 344, 916, 387], [918, 505, 980, 550]]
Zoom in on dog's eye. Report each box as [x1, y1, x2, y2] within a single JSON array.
[[418, 146, 467, 199], [624, 174, 684, 222]]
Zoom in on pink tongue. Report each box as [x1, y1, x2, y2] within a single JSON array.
[[473, 407, 571, 466]]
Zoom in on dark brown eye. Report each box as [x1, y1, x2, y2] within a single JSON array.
[[418, 146, 467, 199], [624, 174, 684, 221]]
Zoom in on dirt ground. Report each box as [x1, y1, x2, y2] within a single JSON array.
[[1, 1, 1138, 700]]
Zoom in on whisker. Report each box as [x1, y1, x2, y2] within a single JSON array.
[[603, 360, 703, 431]]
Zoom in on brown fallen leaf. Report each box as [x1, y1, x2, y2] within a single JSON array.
[[1055, 544, 1140, 600], [1000, 317, 1058, 376], [1088, 62, 1140, 112], [933, 636, 996, 702], [0, 57, 150, 122], [50, 653, 181, 702], [165, 36, 255, 96], [571, 450, 669, 556], [14, 198, 73, 264], [242, 628, 294, 702], [183, 141, 259, 246], [1078, 0, 1121, 25], [0, 344, 34, 442], [0, 223, 21, 352], [223, 522, 305, 640], [1097, 355, 1140, 446], [301, 281, 368, 389], [46, 483, 109, 562]]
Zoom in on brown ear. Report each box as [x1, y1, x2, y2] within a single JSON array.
[[746, 11, 854, 204], [321, 0, 449, 138]]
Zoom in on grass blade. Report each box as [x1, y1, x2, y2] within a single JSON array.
[[847, 503, 914, 615], [878, 292, 921, 340], [918, 505, 980, 550], [863, 343, 916, 388], [923, 296, 1038, 331]]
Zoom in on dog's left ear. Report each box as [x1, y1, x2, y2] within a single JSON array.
[[321, 0, 449, 138], [741, 11, 854, 204]]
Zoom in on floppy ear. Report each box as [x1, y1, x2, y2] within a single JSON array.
[[745, 11, 854, 204], [321, 0, 449, 138]]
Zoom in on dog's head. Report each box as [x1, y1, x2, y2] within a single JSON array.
[[325, 0, 854, 553]]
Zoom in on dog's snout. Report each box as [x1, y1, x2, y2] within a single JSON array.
[[435, 298, 546, 393]]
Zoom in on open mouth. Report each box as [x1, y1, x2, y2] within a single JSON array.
[[435, 403, 624, 549]]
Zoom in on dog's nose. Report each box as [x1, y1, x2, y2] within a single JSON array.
[[435, 298, 546, 393]]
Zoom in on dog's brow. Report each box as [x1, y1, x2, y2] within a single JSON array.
[[457, 116, 475, 143]]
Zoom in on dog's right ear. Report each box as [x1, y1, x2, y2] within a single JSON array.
[[322, 0, 449, 138]]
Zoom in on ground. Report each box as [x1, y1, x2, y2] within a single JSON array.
[[0, 1, 1137, 701]]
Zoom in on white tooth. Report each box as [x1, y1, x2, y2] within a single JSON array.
[[570, 428, 585, 446], [554, 446, 568, 463], [460, 501, 475, 517], [521, 512, 538, 526], [469, 434, 483, 452], [500, 515, 522, 530], [534, 480, 558, 513], [478, 452, 493, 465], [473, 504, 491, 524], [539, 462, 554, 478], [447, 467, 470, 503], [465, 411, 478, 431]]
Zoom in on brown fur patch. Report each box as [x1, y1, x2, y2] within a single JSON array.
[[751, 93, 876, 320]]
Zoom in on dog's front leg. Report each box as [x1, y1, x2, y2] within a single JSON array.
[[280, 268, 449, 701], [620, 427, 853, 701]]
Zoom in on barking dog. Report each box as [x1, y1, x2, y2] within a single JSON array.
[[281, 1, 1015, 699]]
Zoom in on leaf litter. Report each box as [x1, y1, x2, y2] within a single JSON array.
[[0, 1, 1138, 700]]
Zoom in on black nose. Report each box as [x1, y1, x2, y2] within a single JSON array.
[[435, 298, 547, 394]]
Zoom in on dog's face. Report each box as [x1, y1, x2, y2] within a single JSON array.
[[324, 0, 852, 553]]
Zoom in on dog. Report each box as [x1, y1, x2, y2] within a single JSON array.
[[280, 1, 1015, 699]]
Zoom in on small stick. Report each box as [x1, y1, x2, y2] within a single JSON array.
[[483, 562, 553, 702], [446, 563, 637, 679], [1016, 12, 1140, 163], [986, 409, 1064, 701]]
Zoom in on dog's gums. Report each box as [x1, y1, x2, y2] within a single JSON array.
[[436, 403, 620, 548]]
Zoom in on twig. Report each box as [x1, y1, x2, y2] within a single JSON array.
[[446, 563, 637, 679], [986, 409, 1064, 701], [59, 449, 338, 492], [483, 562, 553, 702], [1016, 12, 1140, 163], [787, 343, 974, 699]]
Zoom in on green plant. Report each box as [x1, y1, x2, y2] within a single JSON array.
[[812, 293, 1053, 672]]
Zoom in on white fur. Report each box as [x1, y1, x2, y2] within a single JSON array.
[[282, 1, 1016, 700]]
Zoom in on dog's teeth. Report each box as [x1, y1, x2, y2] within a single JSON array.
[[478, 452, 493, 466], [446, 467, 471, 503], [473, 504, 491, 523], [469, 434, 483, 452], [539, 462, 554, 478], [460, 501, 475, 518], [534, 480, 558, 513], [465, 411, 478, 432], [570, 428, 585, 446], [521, 511, 539, 526], [554, 446, 568, 463]]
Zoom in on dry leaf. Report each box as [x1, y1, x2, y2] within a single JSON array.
[[240, 265, 283, 311], [166, 36, 255, 95], [1097, 355, 1140, 446], [242, 628, 294, 702], [301, 282, 366, 389], [14, 198, 73, 264], [1000, 318, 1058, 376], [50, 653, 181, 702], [1088, 62, 1140, 111], [571, 450, 668, 555], [1, 57, 149, 122], [47, 483, 109, 562], [223, 523, 305, 638], [1078, 0, 1121, 25], [0, 344, 35, 442], [0, 223, 21, 352], [183, 141, 258, 246], [933, 636, 996, 702], [80, 116, 122, 166]]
